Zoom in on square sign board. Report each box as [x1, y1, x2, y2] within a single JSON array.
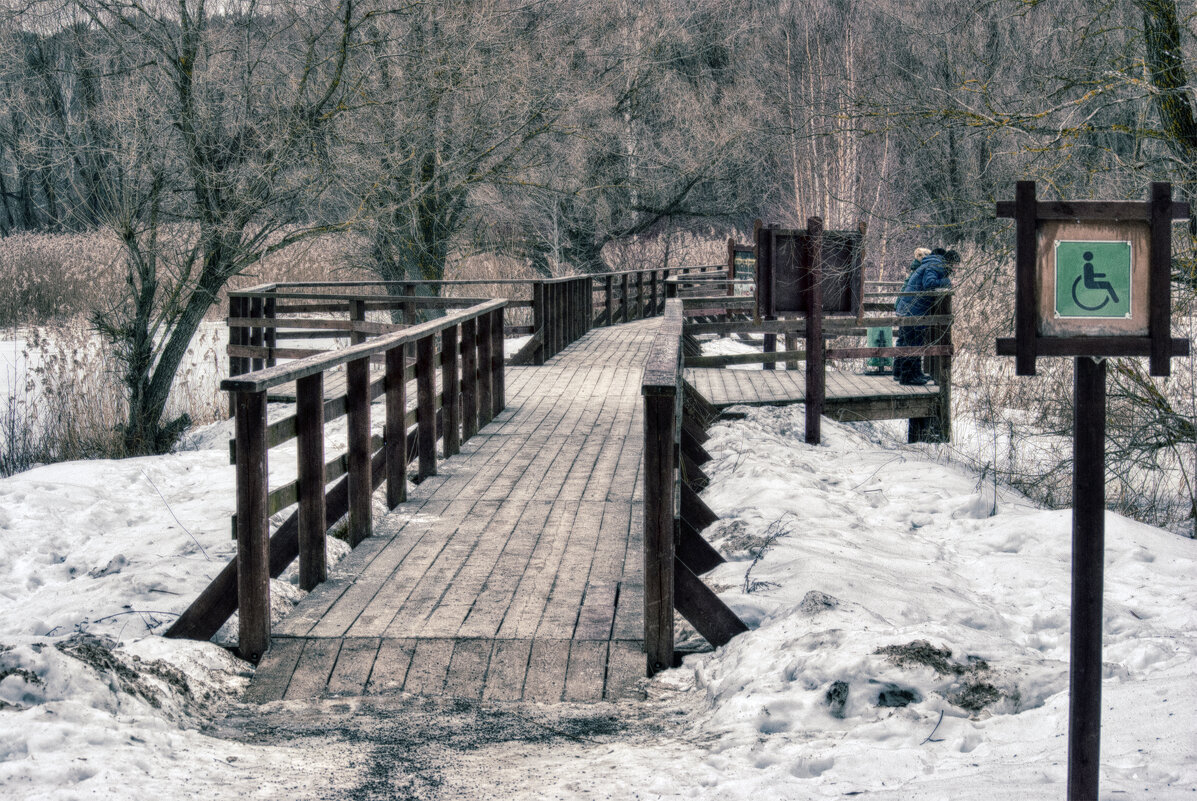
[[1036, 220, 1149, 338]]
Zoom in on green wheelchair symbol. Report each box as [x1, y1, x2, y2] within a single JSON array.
[[1055, 241, 1131, 319]]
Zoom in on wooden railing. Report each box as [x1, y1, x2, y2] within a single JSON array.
[[671, 277, 954, 444], [642, 298, 748, 674], [166, 298, 506, 662], [171, 264, 726, 659]]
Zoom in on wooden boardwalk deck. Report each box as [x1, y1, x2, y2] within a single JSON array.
[[684, 366, 940, 420], [247, 321, 656, 704]]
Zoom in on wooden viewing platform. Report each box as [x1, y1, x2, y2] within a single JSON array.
[[685, 366, 941, 420], [247, 322, 655, 703]]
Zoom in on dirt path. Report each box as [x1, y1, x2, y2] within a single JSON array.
[[211, 684, 700, 800]]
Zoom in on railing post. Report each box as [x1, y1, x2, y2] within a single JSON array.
[[461, 318, 479, 440], [442, 324, 460, 457], [930, 294, 952, 442], [557, 280, 567, 352], [665, 276, 677, 299], [620, 273, 630, 323], [249, 295, 265, 372], [234, 389, 270, 663], [228, 295, 247, 419], [385, 345, 407, 508], [416, 334, 437, 479], [586, 277, 594, 331], [533, 281, 546, 365], [296, 373, 326, 591], [477, 321, 494, 427], [635, 271, 644, 319], [350, 299, 367, 345], [264, 292, 277, 368], [805, 217, 825, 445], [490, 308, 505, 418], [649, 270, 658, 316], [346, 354, 372, 546], [605, 275, 614, 326]]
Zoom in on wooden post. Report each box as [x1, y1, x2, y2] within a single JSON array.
[[385, 345, 407, 508], [228, 296, 247, 419], [1149, 182, 1172, 377], [1068, 356, 1106, 801], [605, 275, 614, 326], [416, 334, 437, 479], [805, 217, 825, 445], [784, 332, 798, 371], [763, 318, 776, 370], [401, 283, 416, 328], [1014, 181, 1038, 376], [490, 308, 505, 417], [931, 294, 952, 442], [620, 273, 630, 323], [585, 277, 594, 330], [532, 281, 546, 365], [234, 389, 270, 663], [349, 299, 367, 346], [461, 318, 479, 440], [296, 373, 326, 591], [249, 296, 264, 371], [558, 279, 567, 350], [649, 270, 658, 316], [441, 325, 460, 458], [635, 271, 644, 319], [1070, 355, 1110, 791], [263, 293, 277, 368], [346, 355, 371, 546], [477, 318, 494, 427], [643, 390, 676, 674]]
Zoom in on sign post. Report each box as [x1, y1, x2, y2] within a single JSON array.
[[996, 182, 1190, 800]]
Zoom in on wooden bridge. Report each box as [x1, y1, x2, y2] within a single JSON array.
[[164, 258, 953, 704]]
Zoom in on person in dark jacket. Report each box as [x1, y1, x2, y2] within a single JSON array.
[[895, 248, 954, 385], [893, 248, 931, 381]]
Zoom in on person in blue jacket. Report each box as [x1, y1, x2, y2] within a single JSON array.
[[895, 248, 956, 385]]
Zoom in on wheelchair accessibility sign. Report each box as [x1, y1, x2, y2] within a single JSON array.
[[1054, 240, 1132, 319]]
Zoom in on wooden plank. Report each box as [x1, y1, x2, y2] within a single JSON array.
[[678, 518, 725, 575], [283, 638, 342, 700], [604, 640, 646, 700], [573, 581, 618, 640], [521, 639, 570, 702], [482, 639, 533, 702], [243, 638, 304, 703], [564, 640, 608, 703], [401, 638, 455, 695], [443, 638, 494, 700], [366, 638, 417, 694], [326, 637, 381, 696], [673, 557, 748, 647]]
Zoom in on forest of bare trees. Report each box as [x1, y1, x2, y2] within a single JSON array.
[[1, 0, 1195, 535]]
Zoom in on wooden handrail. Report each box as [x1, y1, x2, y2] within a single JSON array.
[[221, 300, 505, 393]]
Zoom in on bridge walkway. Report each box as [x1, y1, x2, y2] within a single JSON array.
[[246, 321, 656, 703]]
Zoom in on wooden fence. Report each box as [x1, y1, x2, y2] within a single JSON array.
[[642, 299, 749, 674], [668, 275, 954, 444], [166, 298, 506, 662]]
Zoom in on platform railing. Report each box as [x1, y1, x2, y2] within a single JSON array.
[[641, 298, 748, 675], [672, 277, 954, 443], [166, 298, 506, 662]]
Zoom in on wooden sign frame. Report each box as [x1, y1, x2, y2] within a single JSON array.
[[754, 220, 864, 318], [995, 181, 1189, 376]]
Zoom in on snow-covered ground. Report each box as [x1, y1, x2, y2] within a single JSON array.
[[1, 397, 1194, 797]]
